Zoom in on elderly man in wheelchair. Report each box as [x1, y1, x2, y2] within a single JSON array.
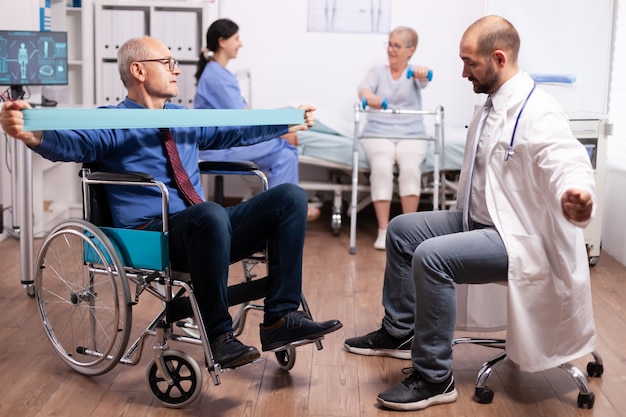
[[0, 35, 342, 407]]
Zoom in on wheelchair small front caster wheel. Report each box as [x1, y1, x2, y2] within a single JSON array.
[[473, 387, 494, 404], [146, 350, 202, 408], [587, 361, 604, 377], [578, 392, 595, 409], [275, 347, 296, 371]]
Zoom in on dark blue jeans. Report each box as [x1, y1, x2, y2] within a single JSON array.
[[147, 183, 307, 339]]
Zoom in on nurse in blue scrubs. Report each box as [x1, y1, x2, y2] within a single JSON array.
[[194, 18, 320, 221]]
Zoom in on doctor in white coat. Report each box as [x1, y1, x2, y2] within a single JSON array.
[[344, 15, 597, 412]]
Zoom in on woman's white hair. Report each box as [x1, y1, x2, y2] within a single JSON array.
[[390, 26, 418, 48]]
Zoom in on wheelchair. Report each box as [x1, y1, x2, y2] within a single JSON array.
[[33, 161, 324, 408]]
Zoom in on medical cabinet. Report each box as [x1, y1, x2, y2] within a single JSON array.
[[569, 115, 610, 265]]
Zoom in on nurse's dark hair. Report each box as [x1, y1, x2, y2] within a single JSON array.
[[194, 18, 239, 82], [471, 15, 520, 64]]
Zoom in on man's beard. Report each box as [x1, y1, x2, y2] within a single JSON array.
[[472, 62, 499, 95]]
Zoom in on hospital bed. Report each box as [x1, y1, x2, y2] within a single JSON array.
[[297, 105, 468, 254]]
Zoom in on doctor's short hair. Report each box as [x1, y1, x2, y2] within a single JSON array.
[[471, 15, 520, 63], [390, 26, 418, 49]]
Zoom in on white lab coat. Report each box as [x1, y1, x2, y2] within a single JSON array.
[[455, 72, 597, 373]]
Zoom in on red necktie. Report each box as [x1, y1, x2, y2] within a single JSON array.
[[160, 128, 203, 206]]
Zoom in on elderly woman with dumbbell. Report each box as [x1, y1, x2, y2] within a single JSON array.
[[358, 26, 432, 250]]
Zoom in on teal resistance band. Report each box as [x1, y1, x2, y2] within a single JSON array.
[[22, 108, 305, 131]]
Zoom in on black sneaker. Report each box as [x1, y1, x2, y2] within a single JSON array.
[[259, 311, 343, 351], [210, 332, 260, 369], [377, 368, 458, 411], [344, 327, 413, 359]]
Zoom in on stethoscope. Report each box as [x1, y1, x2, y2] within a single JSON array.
[[505, 82, 537, 161]]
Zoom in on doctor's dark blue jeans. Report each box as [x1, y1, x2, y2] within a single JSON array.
[[383, 210, 508, 383], [146, 183, 307, 340]]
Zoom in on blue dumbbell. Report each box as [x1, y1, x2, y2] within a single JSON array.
[[362, 97, 388, 110], [407, 67, 433, 81]]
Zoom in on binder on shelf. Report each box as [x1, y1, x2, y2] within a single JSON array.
[[101, 62, 126, 106]]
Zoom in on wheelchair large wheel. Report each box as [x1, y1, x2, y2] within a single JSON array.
[[146, 350, 202, 408], [35, 219, 132, 376]]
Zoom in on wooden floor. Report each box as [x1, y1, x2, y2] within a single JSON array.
[[0, 205, 625, 417]]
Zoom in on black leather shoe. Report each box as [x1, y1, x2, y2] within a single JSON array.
[[210, 332, 260, 368], [260, 311, 343, 351]]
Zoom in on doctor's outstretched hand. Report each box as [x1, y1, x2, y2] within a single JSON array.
[[0, 100, 44, 147], [561, 189, 593, 223]]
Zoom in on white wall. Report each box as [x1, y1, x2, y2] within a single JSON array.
[[0, 0, 40, 30], [487, 0, 614, 115], [219, 0, 485, 136], [219, 0, 615, 131]]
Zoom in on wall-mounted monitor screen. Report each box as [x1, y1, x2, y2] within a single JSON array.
[[0, 30, 68, 87]]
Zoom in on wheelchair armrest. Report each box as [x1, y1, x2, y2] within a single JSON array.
[[198, 160, 260, 174], [83, 171, 155, 183], [80, 168, 169, 231], [199, 160, 268, 204]]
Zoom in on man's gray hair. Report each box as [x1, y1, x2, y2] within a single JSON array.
[[118, 36, 151, 88]]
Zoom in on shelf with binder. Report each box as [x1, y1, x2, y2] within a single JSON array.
[[48, 0, 94, 106], [94, 0, 217, 107], [65, 6, 85, 105]]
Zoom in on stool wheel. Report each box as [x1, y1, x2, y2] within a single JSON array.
[[473, 387, 494, 404], [577, 392, 595, 409], [587, 361, 604, 377]]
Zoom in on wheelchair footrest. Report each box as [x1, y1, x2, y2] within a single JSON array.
[[267, 335, 325, 352], [220, 357, 266, 372]]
